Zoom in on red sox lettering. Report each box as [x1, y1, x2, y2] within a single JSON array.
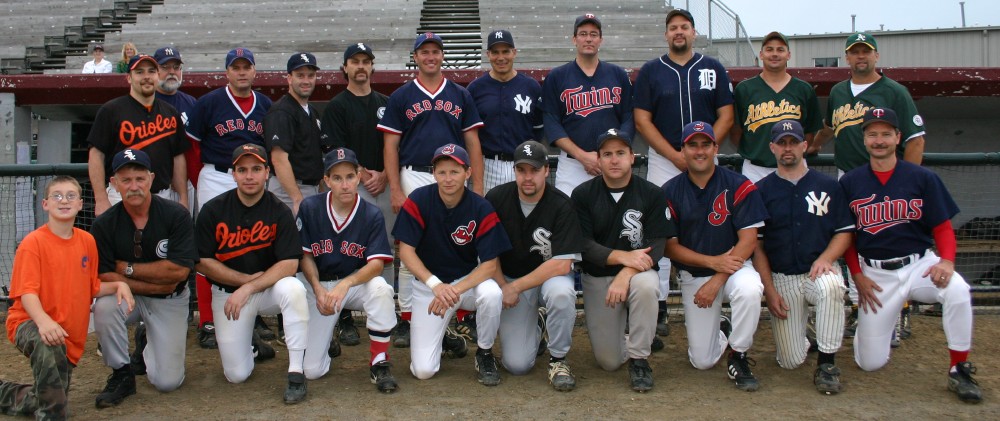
[[404, 99, 463, 121], [214, 119, 264, 137]]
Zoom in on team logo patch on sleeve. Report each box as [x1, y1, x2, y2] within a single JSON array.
[[156, 239, 169, 259], [708, 190, 730, 226], [451, 220, 477, 245]]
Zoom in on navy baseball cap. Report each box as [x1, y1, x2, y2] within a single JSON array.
[[287, 52, 319, 73], [413, 32, 444, 52], [92, 43, 105, 52], [343, 42, 375, 64], [666, 8, 695, 27], [112, 149, 152, 173], [514, 141, 548, 168], [153, 46, 183, 65], [432, 144, 470, 167], [232, 143, 268, 166], [574, 14, 602, 33], [770, 119, 805, 143], [862, 107, 899, 129], [226, 47, 256, 68], [845, 32, 877, 52], [127, 54, 158, 71], [682, 121, 716, 144], [487, 29, 515, 49], [597, 128, 632, 149], [323, 147, 360, 172]]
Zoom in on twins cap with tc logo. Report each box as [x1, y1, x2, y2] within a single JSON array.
[[112, 149, 152, 173], [682, 121, 717, 143], [514, 141, 548, 168], [324, 147, 360, 172], [432, 143, 470, 166], [770, 119, 805, 143], [861, 107, 899, 129], [574, 13, 602, 32]]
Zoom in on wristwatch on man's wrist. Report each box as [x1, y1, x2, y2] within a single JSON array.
[[125, 263, 134, 278]]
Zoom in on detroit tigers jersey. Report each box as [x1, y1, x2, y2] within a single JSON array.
[[571, 176, 675, 277], [264, 93, 329, 183], [634, 53, 734, 151], [840, 161, 959, 260], [296, 192, 393, 280], [826, 76, 925, 172], [541, 60, 634, 152], [186, 86, 272, 167], [196, 189, 301, 293], [662, 166, 768, 277], [756, 170, 853, 275], [734, 75, 822, 168], [392, 185, 511, 283], [377, 78, 484, 166], [323, 89, 389, 171], [486, 182, 582, 278], [467, 72, 544, 156]]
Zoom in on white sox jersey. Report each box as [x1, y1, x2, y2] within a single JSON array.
[[186, 87, 272, 167], [296, 192, 393, 279]]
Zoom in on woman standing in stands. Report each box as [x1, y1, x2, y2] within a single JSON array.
[[114, 42, 138, 73]]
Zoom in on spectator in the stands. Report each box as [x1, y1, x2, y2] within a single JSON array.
[[115, 42, 139, 73], [82, 43, 113, 74]]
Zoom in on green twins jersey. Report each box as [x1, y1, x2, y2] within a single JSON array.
[[734, 75, 822, 168], [826, 76, 925, 172]]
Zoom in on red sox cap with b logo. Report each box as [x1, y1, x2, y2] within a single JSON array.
[[323, 147, 360, 172]]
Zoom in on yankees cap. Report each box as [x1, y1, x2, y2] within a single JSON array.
[[574, 14, 602, 33], [666, 8, 695, 27], [153, 46, 183, 65], [596, 128, 632, 150], [770, 119, 805, 143], [112, 149, 152, 173], [682, 121, 716, 144], [861, 107, 899, 130], [413, 32, 444, 52], [762, 31, 789, 47], [514, 140, 548, 168], [232, 143, 268, 166], [432, 143, 470, 167], [127, 54, 158, 71], [287, 52, 320, 73], [226, 47, 256, 68], [487, 29, 515, 49], [343, 42, 375, 65], [324, 147, 360, 173], [845, 32, 877, 51]]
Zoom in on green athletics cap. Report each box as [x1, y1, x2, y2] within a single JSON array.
[[845, 32, 877, 51]]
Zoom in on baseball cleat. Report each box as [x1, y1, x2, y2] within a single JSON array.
[[456, 312, 479, 345], [650, 335, 665, 352], [948, 362, 983, 403], [252, 331, 276, 362], [328, 335, 341, 359], [548, 360, 577, 392], [727, 352, 760, 392], [537, 307, 548, 357], [720, 315, 733, 341], [370, 361, 398, 393], [656, 308, 670, 337], [889, 325, 900, 349], [393, 319, 411, 348], [844, 306, 859, 338], [813, 363, 843, 395], [442, 327, 468, 359], [899, 305, 912, 339], [284, 372, 307, 404], [255, 316, 276, 341], [130, 323, 147, 376], [475, 348, 501, 386], [338, 312, 361, 346], [95, 366, 136, 409], [198, 321, 218, 349], [627, 358, 654, 392]]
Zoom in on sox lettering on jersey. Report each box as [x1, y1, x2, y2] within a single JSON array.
[[404, 100, 463, 121], [849, 194, 924, 235], [214, 119, 264, 137], [620, 210, 644, 248], [708, 191, 730, 226], [214, 221, 278, 261], [307, 239, 366, 259], [529, 227, 553, 259], [451, 220, 477, 245], [560, 86, 622, 117]]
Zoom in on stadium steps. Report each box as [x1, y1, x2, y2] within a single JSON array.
[[408, 0, 482, 69]]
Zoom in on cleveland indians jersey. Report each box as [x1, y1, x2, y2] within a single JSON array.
[[377, 78, 484, 166], [840, 161, 959, 260], [541, 60, 634, 152], [734, 75, 822, 168], [756, 170, 853, 275], [186, 86, 272, 167], [663, 166, 768, 277], [392, 185, 511, 283], [634, 52, 734, 151], [296, 192, 393, 280], [486, 182, 582, 278], [467, 72, 544, 156]]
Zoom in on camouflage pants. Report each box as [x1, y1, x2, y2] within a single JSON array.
[[0, 320, 73, 421]]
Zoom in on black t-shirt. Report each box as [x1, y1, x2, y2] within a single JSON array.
[[263, 94, 330, 183], [322, 89, 389, 171]]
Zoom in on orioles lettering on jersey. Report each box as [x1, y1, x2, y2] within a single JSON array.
[[849, 194, 923, 235], [214, 119, 264, 137], [119, 115, 178, 148], [561, 86, 623, 117], [742, 99, 803, 133], [214, 221, 278, 261], [451, 220, 477, 245], [404, 99, 463, 121], [529, 227, 552, 259], [620, 210, 644, 249], [829, 101, 871, 136]]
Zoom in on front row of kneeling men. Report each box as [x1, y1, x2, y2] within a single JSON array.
[[2, 108, 981, 418]]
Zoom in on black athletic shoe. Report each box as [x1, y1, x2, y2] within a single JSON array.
[[536, 307, 548, 357], [948, 362, 983, 403], [284, 372, 307, 404], [252, 331, 275, 362], [442, 327, 468, 359], [650, 335, 665, 352], [475, 348, 500, 386], [198, 321, 218, 349], [844, 306, 859, 338], [656, 307, 670, 337], [370, 361, 398, 393], [456, 313, 479, 344], [393, 319, 411, 348], [727, 352, 760, 392], [130, 323, 147, 376], [255, 316, 276, 340], [328, 335, 341, 359], [720, 315, 733, 340], [95, 366, 136, 408], [813, 363, 843, 395], [627, 358, 654, 392], [338, 312, 361, 346]]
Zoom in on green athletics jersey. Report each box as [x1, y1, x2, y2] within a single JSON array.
[[734, 75, 822, 168], [826, 75, 925, 172]]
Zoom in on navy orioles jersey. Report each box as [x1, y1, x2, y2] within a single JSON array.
[[756, 170, 854, 275], [840, 161, 959, 260], [186, 87, 272, 167], [663, 166, 768, 277], [377, 79, 484, 166], [392, 185, 511, 283], [196, 189, 301, 293], [486, 182, 582, 279], [296, 192, 393, 280], [467, 72, 544, 156], [572, 176, 675, 277], [541, 60, 634, 152], [634, 53, 734, 150]]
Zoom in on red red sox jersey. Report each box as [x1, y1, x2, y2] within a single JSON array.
[[392, 185, 511, 283], [186, 87, 272, 167], [296, 192, 393, 280], [541, 60, 635, 152], [840, 161, 959, 260], [662, 166, 768, 277]]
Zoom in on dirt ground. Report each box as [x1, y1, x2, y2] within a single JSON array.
[[2, 311, 998, 420]]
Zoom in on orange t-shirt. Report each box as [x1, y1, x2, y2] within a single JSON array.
[[6, 225, 100, 364]]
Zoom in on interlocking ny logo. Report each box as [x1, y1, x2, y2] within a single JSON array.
[[514, 94, 532, 114], [806, 191, 831, 216], [165, 48, 174, 56], [782, 121, 794, 131], [495, 31, 504, 39]]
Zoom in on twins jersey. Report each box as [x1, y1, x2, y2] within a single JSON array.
[[392, 185, 512, 283], [662, 167, 768, 277], [840, 161, 959, 260], [826, 76, 925, 172], [187, 86, 272, 167], [571, 176, 675, 277], [264, 94, 330, 183], [467, 72, 544, 156], [323, 89, 389, 171], [541, 60, 634, 152], [634, 53, 734, 150], [756, 170, 853, 275], [156, 90, 201, 185], [91, 196, 197, 297], [87, 95, 189, 192], [296, 192, 393, 280], [377, 79, 484, 166], [196, 189, 301, 292], [734, 75, 822, 168], [486, 182, 582, 278]]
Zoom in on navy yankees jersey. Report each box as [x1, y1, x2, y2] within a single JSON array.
[[196, 189, 301, 293], [186, 86, 272, 167], [296, 192, 393, 280], [572, 176, 675, 277], [756, 170, 854, 275], [541, 60, 634, 152], [377, 79, 484, 166], [156, 91, 197, 127], [392, 185, 512, 283], [840, 161, 959, 260], [486, 182, 582, 279], [634, 53, 734, 150], [264, 94, 330, 182], [467, 72, 544, 156], [663, 166, 768, 277]]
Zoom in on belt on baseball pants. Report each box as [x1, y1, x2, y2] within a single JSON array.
[[213, 164, 231, 173], [404, 165, 434, 173], [862, 250, 925, 271], [484, 151, 515, 161]]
